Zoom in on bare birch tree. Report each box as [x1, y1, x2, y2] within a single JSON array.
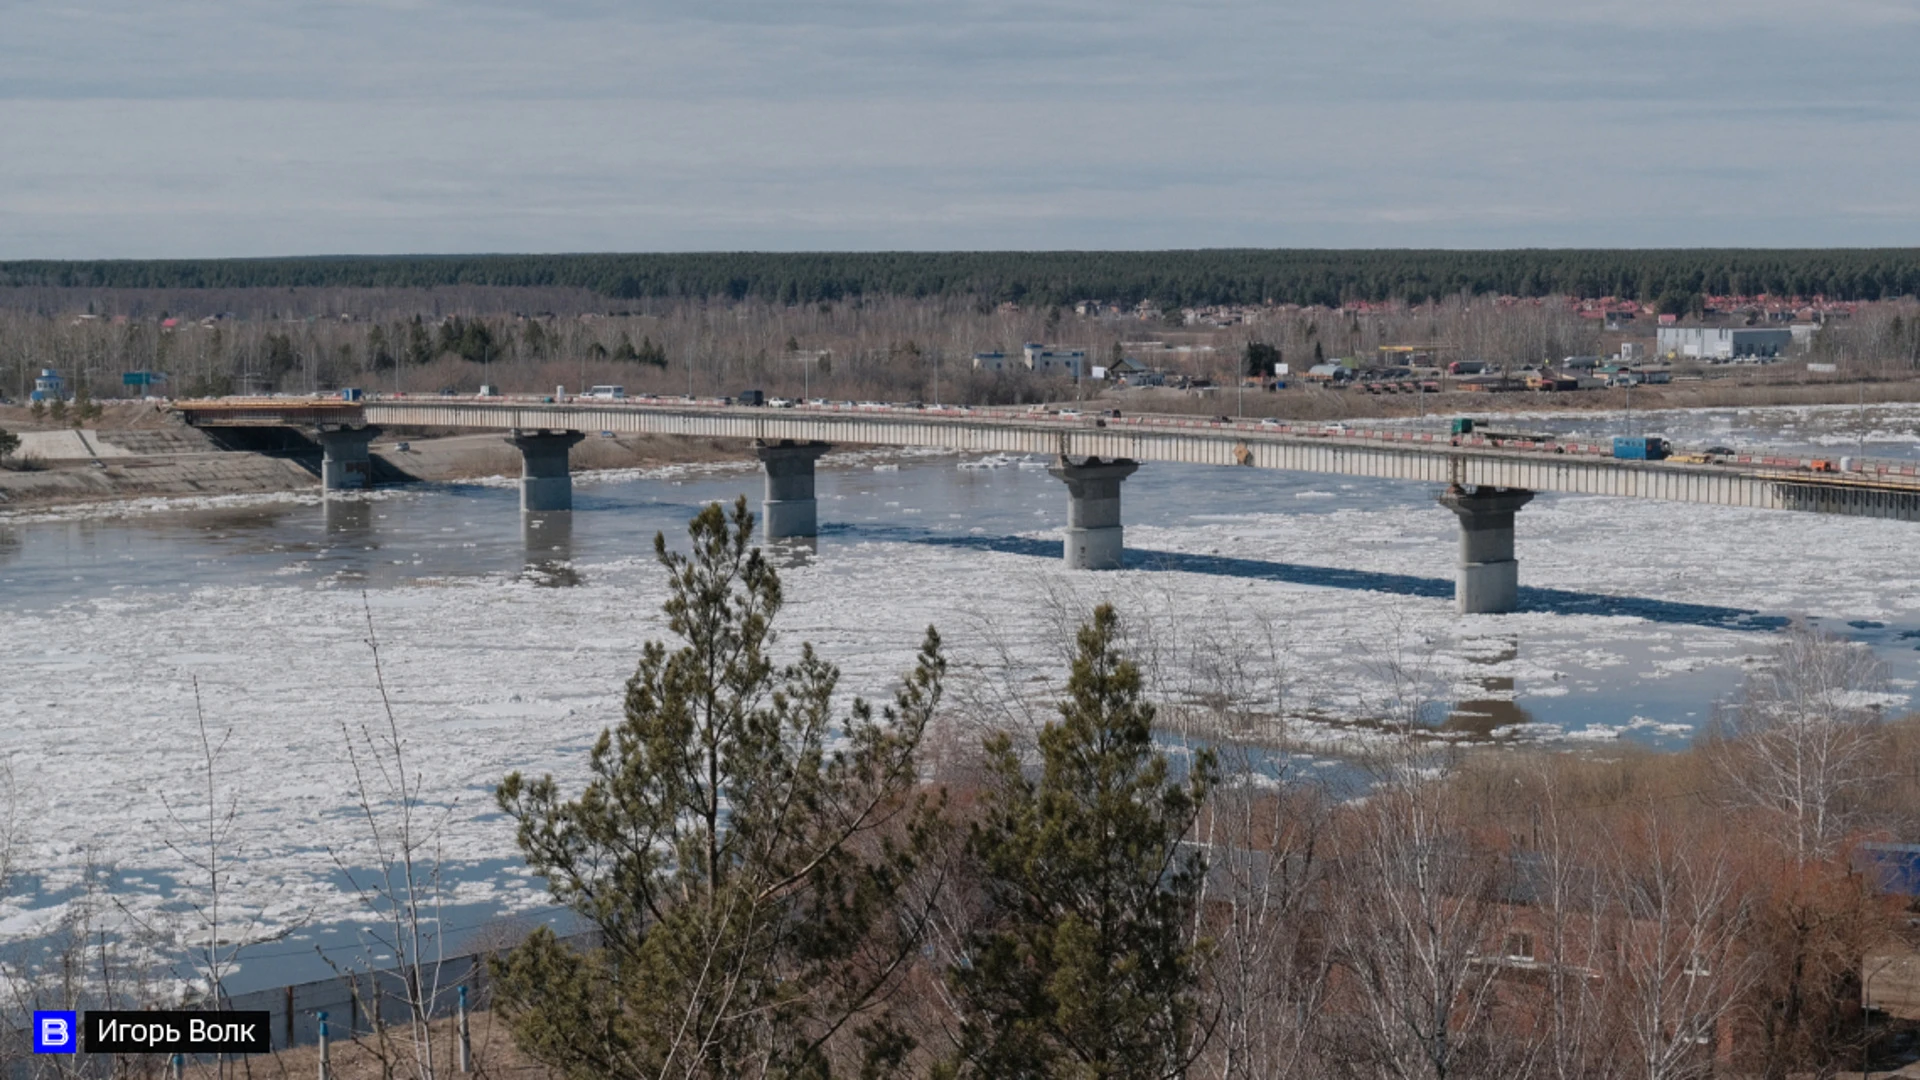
[[1603, 816, 1756, 1080], [1709, 623, 1888, 862]]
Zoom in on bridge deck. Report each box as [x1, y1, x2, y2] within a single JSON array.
[[171, 397, 1920, 522]]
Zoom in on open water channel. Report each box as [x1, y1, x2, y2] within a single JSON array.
[[4, 401, 1920, 993]]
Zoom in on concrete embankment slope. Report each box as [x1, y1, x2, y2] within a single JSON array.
[[0, 423, 311, 506]]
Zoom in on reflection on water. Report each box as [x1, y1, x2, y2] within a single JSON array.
[[323, 497, 373, 537], [1444, 689, 1534, 738], [764, 536, 818, 569], [520, 511, 581, 587], [1442, 636, 1536, 737], [0, 525, 17, 567]]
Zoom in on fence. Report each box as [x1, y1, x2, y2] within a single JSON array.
[[220, 929, 597, 1053]]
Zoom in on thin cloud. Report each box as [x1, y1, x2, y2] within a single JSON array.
[[2, 0, 1918, 254]]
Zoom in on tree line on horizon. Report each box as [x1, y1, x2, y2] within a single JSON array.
[[8, 249, 1920, 307]]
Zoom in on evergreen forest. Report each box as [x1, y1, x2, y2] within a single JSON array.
[[6, 249, 1920, 307]]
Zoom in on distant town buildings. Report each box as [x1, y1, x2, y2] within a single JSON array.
[[971, 351, 1009, 372], [1023, 343, 1088, 379]]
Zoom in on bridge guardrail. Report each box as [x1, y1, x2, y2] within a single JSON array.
[[178, 394, 1920, 487]]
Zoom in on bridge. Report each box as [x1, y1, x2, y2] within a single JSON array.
[[171, 396, 1920, 615]]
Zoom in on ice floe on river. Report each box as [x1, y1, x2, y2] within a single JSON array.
[[4, 420, 1920, 954]]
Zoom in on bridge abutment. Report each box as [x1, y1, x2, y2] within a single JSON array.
[[1438, 485, 1534, 614], [315, 425, 380, 492], [508, 430, 587, 512], [1049, 456, 1140, 570], [755, 440, 833, 540]]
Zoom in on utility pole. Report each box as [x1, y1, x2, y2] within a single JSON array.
[[1859, 378, 1868, 457]]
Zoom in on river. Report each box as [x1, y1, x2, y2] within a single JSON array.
[[4, 402, 1920, 992]]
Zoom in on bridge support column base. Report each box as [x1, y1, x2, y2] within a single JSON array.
[[316, 425, 380, 493], [1439, 485, 1533, 614], [1050, 457, 1139, 570], [756, 440, 833, 540], [509, 430, 586, 512]]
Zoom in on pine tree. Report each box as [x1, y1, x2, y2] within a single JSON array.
[[944, 605, 1216, 1080], [493, 498, 949, 1080], [405, 318, 433, 366]]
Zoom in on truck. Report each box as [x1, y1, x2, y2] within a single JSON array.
[[1612, 436, 1668, 461], [339, 388, 364, 402], [736, 389, 765, 407]]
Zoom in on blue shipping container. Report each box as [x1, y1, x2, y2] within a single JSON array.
[[1612, 436, 1667, 461]]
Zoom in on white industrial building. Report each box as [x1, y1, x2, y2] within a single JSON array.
[[1023, 343, 1088, 378], [971, 351, 1009, 372], [1656, 327, 1792, 360]]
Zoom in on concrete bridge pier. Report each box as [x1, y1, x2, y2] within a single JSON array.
[[1049, 456, 1140, 570], [508, 430, 587, 512], [1438, 485, 1534, 614], [755, 440, 833, 540], [315, 425, 380, 492]]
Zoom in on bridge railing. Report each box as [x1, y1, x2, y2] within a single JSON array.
[[177, 393, 1920, 485]]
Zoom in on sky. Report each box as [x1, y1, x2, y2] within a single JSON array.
[[3, 0, 1920, 257]]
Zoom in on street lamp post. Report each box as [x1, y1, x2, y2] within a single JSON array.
[[1863, 954, 1894, 1080]]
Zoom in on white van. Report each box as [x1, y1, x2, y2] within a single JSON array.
[[587, 385, 626, 400]]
